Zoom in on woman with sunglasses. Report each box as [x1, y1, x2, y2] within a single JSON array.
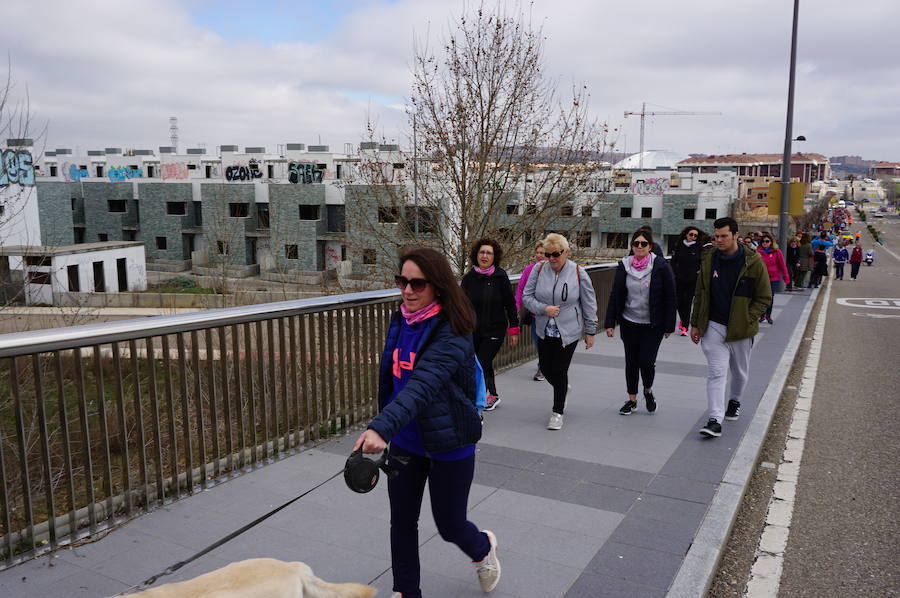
[[461, 238, 520, 411], [604, 229, 676, 415], [522, 233, 598, 430], [756, 233, 789, 324], [354, 247, 501, 598], [670, 226, 704, 336]]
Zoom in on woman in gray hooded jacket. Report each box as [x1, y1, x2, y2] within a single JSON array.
[[523, 233, 598, 430], [604, 229, 676, 415]]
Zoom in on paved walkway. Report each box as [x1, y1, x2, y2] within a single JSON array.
[[0, 290, 815, 598]]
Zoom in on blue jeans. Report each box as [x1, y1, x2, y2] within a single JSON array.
[[388, 445, 489, 598]]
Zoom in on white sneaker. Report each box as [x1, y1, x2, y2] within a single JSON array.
[[547, 412, 564, 430], [533, 368, 545, 381], [475, 530, 501, 592]]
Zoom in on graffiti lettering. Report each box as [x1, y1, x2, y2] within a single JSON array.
[[107, 166, 143, 182], [225, 163, 263, 182], [161, 162, 189, 180], [62, 162, 90, 182], [0, 149, 35, 188], [288, 161, 324, 184], [630, 177, 668, 196]]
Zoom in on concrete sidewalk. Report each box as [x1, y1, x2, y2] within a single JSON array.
[[0, 290, 815, 598]]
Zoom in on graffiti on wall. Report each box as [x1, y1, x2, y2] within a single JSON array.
[[161, 162, 189, 180], [630, 178, 668, 196], [225, 160, 263, 182], [62, 162, 90, 182], [288, 161, 324, 184], [107, 166, 143, 182], [0, 149, 35, 188]]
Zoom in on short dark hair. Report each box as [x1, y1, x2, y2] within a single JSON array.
[[469, 238, 503, 267], [713, 217, 739, 233], [399, 247, 475, 335], [819, 231, 828, 239], [632, 228, 654, 248]]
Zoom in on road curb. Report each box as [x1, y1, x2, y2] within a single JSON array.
[[666, 288, 821, 598]]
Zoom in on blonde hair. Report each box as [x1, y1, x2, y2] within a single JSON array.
[[534, 240, 545, 250], [542, 233, 569, 252]]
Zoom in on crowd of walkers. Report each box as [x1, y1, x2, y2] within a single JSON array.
[[352, 214, 860, 597]]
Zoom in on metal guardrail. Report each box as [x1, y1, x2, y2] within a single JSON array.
[[0, 263, 616, 567]]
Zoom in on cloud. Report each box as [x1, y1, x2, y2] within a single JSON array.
[[3, 0, 898, 160]]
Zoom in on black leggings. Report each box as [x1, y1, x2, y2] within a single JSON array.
[[619, 319, 665, 396], [675, 279, 696, 326], [387, 445, 489, 598], [537, 336, 578, 414], [850, 262, 861, 279], [474, 335, 504, 396]]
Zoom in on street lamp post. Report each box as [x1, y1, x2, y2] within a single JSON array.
[[778, 0, 801, 266]]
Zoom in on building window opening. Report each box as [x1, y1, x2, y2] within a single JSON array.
[[108, 200, 127, 213], [619, 207, 632, 218], [217, 240, 229, 255], [156, 236, 168, 250], [606, 232, 630, 249], [298, 205, 320, 220], [98, 233, 109, 242], [166, 201, 187, 215], [641, 207, 652, 218], [705, 208, 717, 220], [378, 206, 400, 223], [683, 208, 696, 220], [285, 244, 299, 260], [229, 202, 249, 218], [363, 249, 376, 264]]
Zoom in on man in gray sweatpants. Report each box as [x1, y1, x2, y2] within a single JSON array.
[[690, 217, 771, 437]]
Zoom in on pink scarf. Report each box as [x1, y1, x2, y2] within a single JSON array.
[[400, 300, 442, 325], [630, 254, 651, 272], [473, 265, 495, 276]]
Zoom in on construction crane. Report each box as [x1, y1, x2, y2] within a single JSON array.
[[624, 102, 722, 169]]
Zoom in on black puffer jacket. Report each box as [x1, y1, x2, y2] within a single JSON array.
[[670, 240, 703, 285], [461, 267, 518, 338]]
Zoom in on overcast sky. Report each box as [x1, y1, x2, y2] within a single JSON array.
[[4, 0, 899, 161]]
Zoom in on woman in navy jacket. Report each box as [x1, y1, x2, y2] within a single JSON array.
[[354, 247, 501, 597], [604, 229, 676, 415]]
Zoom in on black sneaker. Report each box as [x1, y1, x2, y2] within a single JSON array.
[[619, 400, 637, 415], [644, 391, 657, 413], [725, 400, 741, 421], [699, 419, 722, 437]]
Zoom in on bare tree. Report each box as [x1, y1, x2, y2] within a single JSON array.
[[351, 3, 615, 277]]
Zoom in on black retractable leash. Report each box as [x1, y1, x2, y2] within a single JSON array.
[[112, 447, 408, 596], [343, 448, 409, 493]]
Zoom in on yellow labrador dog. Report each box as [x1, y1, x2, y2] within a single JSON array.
[[130, 558, 377, 598]]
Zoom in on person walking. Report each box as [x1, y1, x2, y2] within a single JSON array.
[[690, 217, 771, 438], [785, 234, 801, 291], [670, 226, 703, 336], [832, 241, 849, 281], [515, 241, 547, 381], [461, 238, 519, 411], [850, 240, 863, 280], [756, 233, 790, 324], [604, 228, 676, 415], [798, 233, 813, 288], [353, 247, 500, 598], [522, 233, 598, 430]]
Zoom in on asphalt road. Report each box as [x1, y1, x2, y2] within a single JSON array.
[[779, 207, 900, 597]]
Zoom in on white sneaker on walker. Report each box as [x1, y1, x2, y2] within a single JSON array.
[[547, 412, 564, 430], [475, 530, 501, 592]]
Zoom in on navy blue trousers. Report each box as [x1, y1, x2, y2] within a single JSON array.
[[387, 445, 489, 598]]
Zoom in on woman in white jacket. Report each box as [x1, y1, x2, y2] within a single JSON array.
[[523, 233, 598, 430]]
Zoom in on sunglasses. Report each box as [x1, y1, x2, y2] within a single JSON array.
[[394, 276, 430, 292], [545, 250, 564, 258], [687, 232, 698, 238], [632, 241, 650, 248], [762, 239, 772, 243]]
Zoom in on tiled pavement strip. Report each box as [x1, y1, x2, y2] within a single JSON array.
[[0, 290, 815, 598]]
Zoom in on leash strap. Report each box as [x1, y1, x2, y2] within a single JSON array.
[[113, 468, 344, 596]]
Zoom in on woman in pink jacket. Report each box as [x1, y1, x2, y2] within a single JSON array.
[[515, 241, 547, 380], [757, 232, 790, 324]]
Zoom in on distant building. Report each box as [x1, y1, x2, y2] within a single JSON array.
[[677, 153, 830, 184], [870, 162, 900, 177]]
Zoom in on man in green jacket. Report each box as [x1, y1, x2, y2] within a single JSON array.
[[690, 217, 771, 437]]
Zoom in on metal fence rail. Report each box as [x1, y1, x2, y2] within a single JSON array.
[[0, 263, 615, 567]]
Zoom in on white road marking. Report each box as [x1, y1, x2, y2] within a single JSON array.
[[851, 312, 900, 319], [835, 298, 900, 309], [744, 276, 833, 597]]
